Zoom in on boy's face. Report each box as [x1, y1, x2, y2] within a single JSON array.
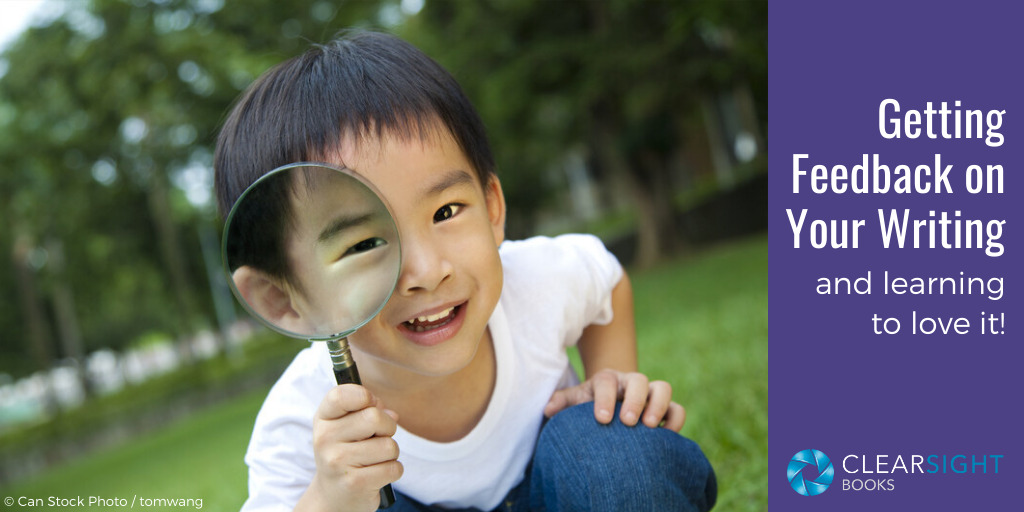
[[292, 126, 506, 380]]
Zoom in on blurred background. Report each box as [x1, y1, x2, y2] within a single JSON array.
[[0, 0, 766, 510]]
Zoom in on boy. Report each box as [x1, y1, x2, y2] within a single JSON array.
[[215, 31, 716, 512]]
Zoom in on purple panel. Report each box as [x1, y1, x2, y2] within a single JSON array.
[[769, 1, 1020, 509]]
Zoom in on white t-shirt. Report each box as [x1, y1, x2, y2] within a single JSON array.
[[240, 234, 623, 511]]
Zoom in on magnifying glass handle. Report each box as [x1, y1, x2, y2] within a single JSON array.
[[328, 339, 396, 509]]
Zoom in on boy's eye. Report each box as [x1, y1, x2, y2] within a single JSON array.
[[433, 203, 463, 223], [343, 237, 387, 257]]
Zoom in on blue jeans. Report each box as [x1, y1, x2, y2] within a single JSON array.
[[389, 402, 717, 511]]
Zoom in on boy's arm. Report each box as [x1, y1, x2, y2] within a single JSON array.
[[577, 272, 638, 375], [544, 273, 686, 430]]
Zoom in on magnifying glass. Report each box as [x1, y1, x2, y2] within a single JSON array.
[[222, 162, 400, 509]]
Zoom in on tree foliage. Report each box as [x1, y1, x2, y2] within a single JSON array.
[[0, 0, 396, 375], [402, 0, 767, 261], [0, 0, 765, 376]]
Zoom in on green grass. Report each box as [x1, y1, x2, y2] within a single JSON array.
[[1, 386, 268, 511], [633, 234, 768, 511], [2, 233, 767, 511]]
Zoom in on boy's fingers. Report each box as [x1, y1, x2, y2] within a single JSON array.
[[641, 380, 672, 427], [332, 406, 399, 442], [592, 370, 620, 424], [337, 436, 401, 468], [618, 372, 649, 426], [545, 384, 595, 417], [318, 384, 376, 420], [544, 389, 569, 417], [343, 459, 405, 494], [663, 402, 686, 432]]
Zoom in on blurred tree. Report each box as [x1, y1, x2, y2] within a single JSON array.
[[0, 0, 395, 377], [403, 0, 767, 266], [0, 0, 766, 378]]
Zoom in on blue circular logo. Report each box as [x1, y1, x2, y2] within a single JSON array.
[[788, 449, 834, 496]]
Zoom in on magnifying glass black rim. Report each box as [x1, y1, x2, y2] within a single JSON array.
[[221, 161, 401, 341]]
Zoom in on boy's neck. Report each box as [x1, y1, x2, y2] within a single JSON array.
[[354, 329, 497, 442]]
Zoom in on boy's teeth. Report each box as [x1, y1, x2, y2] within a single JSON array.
[[415, 307, 454, 324], [404, 306, 457, 332]]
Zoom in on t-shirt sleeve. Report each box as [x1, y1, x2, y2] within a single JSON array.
[[240, 346, 332, 512], [561, 233, 623, 330], [500, 234, 624, 349]]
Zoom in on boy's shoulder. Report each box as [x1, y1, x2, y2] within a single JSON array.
[[499, 233, 609, 260], [499, 233, 622, 291], [497, 234, 623, 342]]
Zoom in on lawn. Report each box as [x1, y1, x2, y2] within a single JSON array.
[[2, 233, 767, 511], [2, 387, 265, 511], [632, 234, 768, 510]]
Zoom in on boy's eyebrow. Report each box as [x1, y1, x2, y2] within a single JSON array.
[[317, 212, 376, 244], [423, 169, 476, 197]]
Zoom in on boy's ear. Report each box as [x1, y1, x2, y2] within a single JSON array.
[[484, 175, 506, 245], [231, 266, 307, 333]]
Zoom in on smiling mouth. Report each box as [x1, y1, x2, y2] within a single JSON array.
[[403, 304, 461, 332]]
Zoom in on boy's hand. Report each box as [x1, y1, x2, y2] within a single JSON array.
[[296, 384, 403, 512], [543, 369, 686, 431]]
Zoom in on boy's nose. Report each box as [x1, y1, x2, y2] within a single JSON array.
[[396, 232, 452, 295]]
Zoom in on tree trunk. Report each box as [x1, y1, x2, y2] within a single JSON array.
[[591, 112, 666, 268], [146, 168, 196, 364], [199, 222, 236, 355], [700, 93, 735, 188], [623, 171, 663, 269], [45, 238, 92, 397], [12, 229, 60, 414], [636, 149, 683, 256]]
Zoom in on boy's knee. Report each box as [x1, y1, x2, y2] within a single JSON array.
[[539, 402, 714, 479], [533, 402, 716, 511], [541, 401, 597, 434]]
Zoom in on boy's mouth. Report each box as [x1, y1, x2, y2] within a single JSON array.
[[403, 304, 461, 332]]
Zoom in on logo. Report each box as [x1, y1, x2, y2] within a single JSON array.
[[788, 449, 834, 496]]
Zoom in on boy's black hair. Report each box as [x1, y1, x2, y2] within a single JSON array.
[[216, 30, 495, 282]]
